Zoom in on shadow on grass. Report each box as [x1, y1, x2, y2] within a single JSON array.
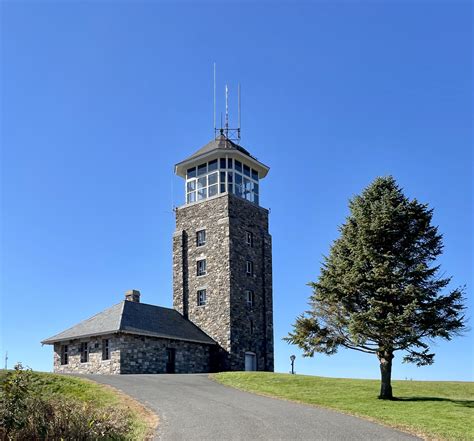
[[395, 397, 474, 408]]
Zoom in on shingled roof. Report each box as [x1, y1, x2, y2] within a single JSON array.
[[174, 134, 270, 179], [41, 301, 216, 345], [178, 134, 253, 164]]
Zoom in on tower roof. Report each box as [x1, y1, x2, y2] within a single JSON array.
[[175, 134, 269, 178]]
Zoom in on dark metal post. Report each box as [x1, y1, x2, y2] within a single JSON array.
[[290, 355, 296, 375]]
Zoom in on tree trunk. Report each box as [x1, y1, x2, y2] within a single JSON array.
[[378, 350, 394, 400]]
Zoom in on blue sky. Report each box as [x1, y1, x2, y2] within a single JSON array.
[[1, 1, 472, 380]]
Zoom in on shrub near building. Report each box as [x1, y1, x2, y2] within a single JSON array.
[[0, 363, 152, 440]]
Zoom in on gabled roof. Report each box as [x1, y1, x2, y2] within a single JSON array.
[[41, 301, 216, 345], [174, 134, 270, 179]]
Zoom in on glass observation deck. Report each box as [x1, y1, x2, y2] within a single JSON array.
[[185, 157, 260, 205]]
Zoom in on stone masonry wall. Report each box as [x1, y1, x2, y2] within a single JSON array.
[[119, 334, 212, 374], [173, 195, 232, 369], [228, 195, 274, 371], [53, 334, 120, 374], [53, 333, 213, 374], [173, 193, 274, 372]]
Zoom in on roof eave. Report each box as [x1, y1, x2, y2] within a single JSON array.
[[41, 330, 120, 345], [174, 149, 270, 179]]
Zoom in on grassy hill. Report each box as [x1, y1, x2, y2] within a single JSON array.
[[212, 372, 473, 441], [0, 368, 156, 440]]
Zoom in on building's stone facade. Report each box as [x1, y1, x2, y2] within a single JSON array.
[[53, 334, 212, 374], [173, 193, 274, 371]]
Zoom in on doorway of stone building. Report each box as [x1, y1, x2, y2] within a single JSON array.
[[166, 348, 176, 373], [244, 351, 257, 371]]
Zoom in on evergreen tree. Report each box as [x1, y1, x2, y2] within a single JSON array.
[[286, 176, 466, 399]]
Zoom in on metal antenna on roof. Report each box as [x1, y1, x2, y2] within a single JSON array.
[[238, 83, 241, 140], [213, 63, 216, 135], [225, 84, 229, 138], [212, 67, 240, 142]]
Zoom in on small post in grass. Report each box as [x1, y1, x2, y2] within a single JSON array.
[[290, 355, 296, 375]]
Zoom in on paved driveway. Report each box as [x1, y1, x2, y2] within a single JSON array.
[[85, 374, 418, 441]]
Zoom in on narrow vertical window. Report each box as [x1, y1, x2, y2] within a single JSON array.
[[61, 345, 68, 365], [197, 259, 207, 276], [80, 342, 89, 363], [197, 289, 207, 306], [245, 290, 255, 307], [246, 260, 254, 276], [196, 230, 206, 247], [250, 319, 254, 335], [102, 339, 110, 361], [220, 158, 227, 169], [246, 231, 253, 247]]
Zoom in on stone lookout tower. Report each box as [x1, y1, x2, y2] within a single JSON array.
[[173, 134, 274, 371]]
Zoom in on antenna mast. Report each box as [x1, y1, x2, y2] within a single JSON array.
[[225, 84, 229, 137], [213, 65, 241, 142], [213, 63, 216, 132]]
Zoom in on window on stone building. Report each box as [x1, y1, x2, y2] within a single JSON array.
[[245, 290, 255, 307], [197, 289, 207, 306], [246, 231, 253, 247], [246, 260, 254, 276], [197, 259, 207, 276], [60, 345, 68, 365], [250, 319, 254, 335], [102, 339, 110, 360], [80, 342, 88, 363], [196, 229, 206, 247]]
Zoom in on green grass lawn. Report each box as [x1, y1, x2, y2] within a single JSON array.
[[212, 372, 473, 441], [0, 369, 156, 439]]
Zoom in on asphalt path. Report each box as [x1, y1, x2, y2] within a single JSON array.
[[85, 374, 419, 441]]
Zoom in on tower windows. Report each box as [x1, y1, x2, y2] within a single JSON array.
[[60, 345, 68, 365], [197, 259, 207, 276], [196, 230, 206, 247], [235, 160, 242, 173], [102, 339, 110, 360], [246, 231, 254, 247], [208, 159, 218, 172], [246, 260, 254, 276], [80, 342, 88, 363], [197, 289, 207, 306], [245, 290, 255, 307], [197, 163, 207, 176], [185, 158, 260, 205]]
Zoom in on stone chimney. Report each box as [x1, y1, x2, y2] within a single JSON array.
[[125, 289, 140, 303]]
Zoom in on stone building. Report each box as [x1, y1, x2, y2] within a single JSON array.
[[42, 135, 274, 374]]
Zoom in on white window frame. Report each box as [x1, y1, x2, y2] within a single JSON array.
[[197, 259, 207, 276], [246, 231, 253, 247], [197, 289, 207, 306], [185, 156, 260, 205], [196, 229, 206, 247], [245, 289, 254, 307], [246, 260, 253, 276]]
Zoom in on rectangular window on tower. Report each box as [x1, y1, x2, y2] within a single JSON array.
[[197, 259, 207, 276], [196, 230, 206, 247], [246, 260, 254, 276], [246, 231, 254, 247], [197, 289, 207, 306], [245, 290, 255, 307]]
